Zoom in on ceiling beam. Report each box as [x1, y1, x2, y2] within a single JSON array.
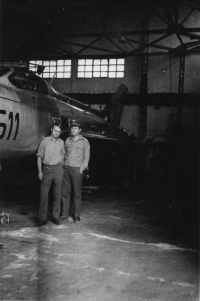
[[75, 35, 103, 55], [117, 36, 172, 51], [65, 28, 200, 39], [159, 3, 185, 47], [128, 33, 172, 55], [61, 39, 123, 55], [176, 0, 200, 12]]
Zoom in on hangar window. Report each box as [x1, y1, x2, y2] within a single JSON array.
[[77, 58, 124, 78], [29, 60, 71, 78]]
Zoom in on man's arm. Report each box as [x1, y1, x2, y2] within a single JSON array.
[[37, 156, 43, 180], [37, 139, 45, 179], [80, 140, 90, 174], [61, 140, 66, 165]]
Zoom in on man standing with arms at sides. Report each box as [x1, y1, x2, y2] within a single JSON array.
[[35, 123, 65, 227], [60, 120, 90, 222]]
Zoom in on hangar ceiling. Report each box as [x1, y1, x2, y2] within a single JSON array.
[[1, 0, 200, 61]]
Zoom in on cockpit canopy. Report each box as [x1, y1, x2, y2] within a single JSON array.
[[8, 70, 48, 94]]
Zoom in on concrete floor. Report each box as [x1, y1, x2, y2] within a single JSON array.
[[0, 184, 199, 301]]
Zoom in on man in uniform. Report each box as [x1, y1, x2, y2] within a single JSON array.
[[35, 123, 65, 227], [60, 120, 90, 222]]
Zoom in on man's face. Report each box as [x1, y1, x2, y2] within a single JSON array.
[[70, 126, 81, 136], [51, 126, 61, 139]]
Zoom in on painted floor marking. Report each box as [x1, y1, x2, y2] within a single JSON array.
[[1, 228, 59, 242], [4, 263, 30, 269], [84, 232, 198, 252], [110, 215, 122, 220]]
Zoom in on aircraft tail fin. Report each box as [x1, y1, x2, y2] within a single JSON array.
[[103, 84, 128, 127]]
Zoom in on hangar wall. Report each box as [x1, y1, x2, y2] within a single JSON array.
[[1, 0, 199, 215], [48, 54, 200, 94], [120, 103, 198, 138], [2, 2, 199, 200], [40, 6, 200, 94], [47, 56, 141, 94]]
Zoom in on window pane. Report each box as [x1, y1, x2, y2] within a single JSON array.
[[86, 59, 93, 65], [109, 65, 116, 71], [78, 59, 85, 65], [101, 65, 108, 72], [36, 60, 42, 65], [78, 66, 84, 72], [93, 72, 100, 77], [50, 61, 56, 66], [85, 65, 92, 71], [64, 73, 70, 78], [101, 59, 108, 65], [85, 72, 92, 78], [101, 71, 107, 77], [43, 73, 49, 78], [117, 65, 124, 71], [45, 67, 50, 72], [93, 60, 100, 65], [109, 59, 116, 64], [50, 72, 56, 77], [57, 66, 64, 72], [65, 60, 71, 65], [29, 61, 36, 71], [29, 64, 37, 72], [108, 72, 116, 78], [77, 72, 84, 77], [65, 66, 71, 72], [50, 66, 56, 72], [57, 73, 63, 78], [43, 61, 49, 66], [93, 66, 100, 71], [57, 60, 64, 65], [116, 72, 124, 77], [30, 67, 36, 72], [117, 58, 125, 64]]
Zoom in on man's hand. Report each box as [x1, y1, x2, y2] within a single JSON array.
[[80, 166, 84, 174], [37, 157, 43, 180], [38, 171, 43, 180]]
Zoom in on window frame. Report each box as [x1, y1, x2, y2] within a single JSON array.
[[77, 58, 125, 79], [29, 60, 72, 79]]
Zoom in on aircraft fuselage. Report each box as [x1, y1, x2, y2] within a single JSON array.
[[0, 68, 126, 161]]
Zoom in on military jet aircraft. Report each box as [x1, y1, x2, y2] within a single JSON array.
[[0, 67, 128, 165]]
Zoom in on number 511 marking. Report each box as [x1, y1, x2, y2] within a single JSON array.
[[0, 110, 20, 140]]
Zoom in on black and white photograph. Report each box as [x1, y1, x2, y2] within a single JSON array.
[[0, 0, 199, 300]]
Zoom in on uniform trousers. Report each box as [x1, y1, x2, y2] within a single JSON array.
[[61, 165, 83, 218], [38, 164, 63, 222]]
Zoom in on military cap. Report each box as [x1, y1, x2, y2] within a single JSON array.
[[70, 120, 82, 127]]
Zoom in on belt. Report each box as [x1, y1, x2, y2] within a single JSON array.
[[63, 165, 80, 168], [44, 163, 61, 167]]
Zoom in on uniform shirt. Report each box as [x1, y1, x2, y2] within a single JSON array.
[[37, 136, 65, 165], [64, 135, 90, 169]]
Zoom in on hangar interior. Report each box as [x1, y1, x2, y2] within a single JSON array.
[[0, 1, 199, 301]]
